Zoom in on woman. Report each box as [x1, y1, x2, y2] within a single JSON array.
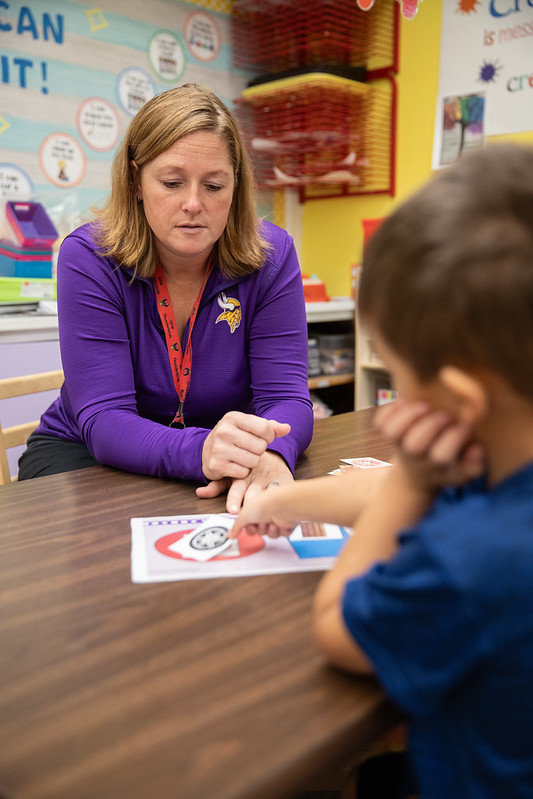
[[18, 84, 313, 512]]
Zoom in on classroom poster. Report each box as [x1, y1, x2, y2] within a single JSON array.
[[432, 0, 533, 168], [0, 0, 247, 232]]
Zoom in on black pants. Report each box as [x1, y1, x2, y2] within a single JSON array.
[[18, 433, 99, 480]]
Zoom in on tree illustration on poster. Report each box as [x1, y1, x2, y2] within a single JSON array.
[[441, 93, 485, 166]]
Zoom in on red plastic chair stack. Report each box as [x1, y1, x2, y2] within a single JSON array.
[[234, 74, 370, 191], [232, 0, 371, 74], [231, 0, 399, 199]]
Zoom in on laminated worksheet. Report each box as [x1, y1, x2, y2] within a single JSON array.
[[130, 513, 350, 583]]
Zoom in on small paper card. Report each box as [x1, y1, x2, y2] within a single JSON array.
[[329, 455, 391, 475], [168, 515, 233, 562], [340, 457, 391, 468]]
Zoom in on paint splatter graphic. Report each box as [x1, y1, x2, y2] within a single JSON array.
[[356, 0, 422, 17], [456, 0, 481, 14], [398, 0, 421, 18], [478, 60, 502, 84]]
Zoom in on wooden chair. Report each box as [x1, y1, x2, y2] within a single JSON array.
[[0, 369, 64, 485]]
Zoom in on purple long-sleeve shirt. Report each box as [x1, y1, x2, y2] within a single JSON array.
[[36, 220, 313, 482]]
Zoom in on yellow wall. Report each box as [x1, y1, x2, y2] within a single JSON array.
[[301, 0, 532, 298], [301, 1, 442, 297]]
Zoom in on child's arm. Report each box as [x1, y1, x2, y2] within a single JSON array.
[[230, 397, 484, 540], [313, 400, 485, 675], [313, 464, 431, 674], [228, 465, 389, 539]]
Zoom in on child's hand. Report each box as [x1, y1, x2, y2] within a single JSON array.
[[228, 483, 298, 539], [375, 399, 485, 492]]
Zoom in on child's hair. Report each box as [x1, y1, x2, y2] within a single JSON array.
[[358, 143, 533, 399]]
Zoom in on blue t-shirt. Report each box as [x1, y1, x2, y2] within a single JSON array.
[[342, 462, 533, 799]]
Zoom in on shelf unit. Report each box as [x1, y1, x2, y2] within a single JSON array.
[[305, 298, 354, 324], [354, 315, 392, 410], [305, 299, 395, 411], [308, 371, 354, 391], [305, 298, 355, 414]]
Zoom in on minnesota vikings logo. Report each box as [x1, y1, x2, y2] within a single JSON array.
[[215, 292, 241, 333]]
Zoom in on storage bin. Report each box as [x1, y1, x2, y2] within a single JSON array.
[[308, 338, 321, 377], [6, 201, 59, 248], [318, 333, 354, 375], [303, 275, 329, 303], [0, 252, 53, 278]]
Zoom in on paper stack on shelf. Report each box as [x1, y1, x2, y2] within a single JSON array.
[[0, 275, 57, 307]]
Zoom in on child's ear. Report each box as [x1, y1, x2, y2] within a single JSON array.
[[437, 365, 488, 425]]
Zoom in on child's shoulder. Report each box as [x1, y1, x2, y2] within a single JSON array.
[[416, 462, 533, 597], [434, 459, 533, 520]]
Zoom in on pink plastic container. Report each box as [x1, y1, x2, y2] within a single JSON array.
[[6, 201, 58, 248]]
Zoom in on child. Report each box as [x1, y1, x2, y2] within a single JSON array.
[[231, 143, 533, 798]]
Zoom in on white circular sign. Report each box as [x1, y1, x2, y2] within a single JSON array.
[[148, 30, 186, 82], [76, 97, 121, 151], [39, 133, 87, 188], [0, 163, 34, 198], [185, 12, 220, 63], [116, 67, 156, 117]]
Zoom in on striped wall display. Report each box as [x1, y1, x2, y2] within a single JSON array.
[[182, 0, 233, 13], [0, 0, 250, 237]]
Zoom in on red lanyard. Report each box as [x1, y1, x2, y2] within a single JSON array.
[[153, 263, 211, 428]]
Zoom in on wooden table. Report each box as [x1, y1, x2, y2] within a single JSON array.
[[0, 410, 400, 799]]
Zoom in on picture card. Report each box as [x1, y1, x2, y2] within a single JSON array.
[[131, 513, 351, 583], [328, 455, 391, 475], [168, 514, 233, 562], [340, 457, 391, 468]]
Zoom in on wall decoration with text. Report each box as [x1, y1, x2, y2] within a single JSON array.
[[433, 0, 533, 168], [0, 0, 248, 233]]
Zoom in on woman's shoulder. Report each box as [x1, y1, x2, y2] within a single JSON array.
[[259, 219, 294, 251], [258, 220, 297, 273], [63, 220, 98, 244], [58, 222, 130, 287]]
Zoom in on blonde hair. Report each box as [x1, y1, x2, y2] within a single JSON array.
[[92, 84, 267, 279]]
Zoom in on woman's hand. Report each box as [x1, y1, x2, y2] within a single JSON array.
[[375, 399, 485, 492], [197, 449, 294, 515], [227, 449, 294, 516], [229, 475, 298, 539], [201, 411, 290, 482], [197, 413, 291, 511]]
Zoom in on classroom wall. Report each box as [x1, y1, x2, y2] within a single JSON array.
[[0, 0, 244, 235], [301, 0, 533, 298], [3, 1, 532, 291], [301, 1, 442, 298]]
